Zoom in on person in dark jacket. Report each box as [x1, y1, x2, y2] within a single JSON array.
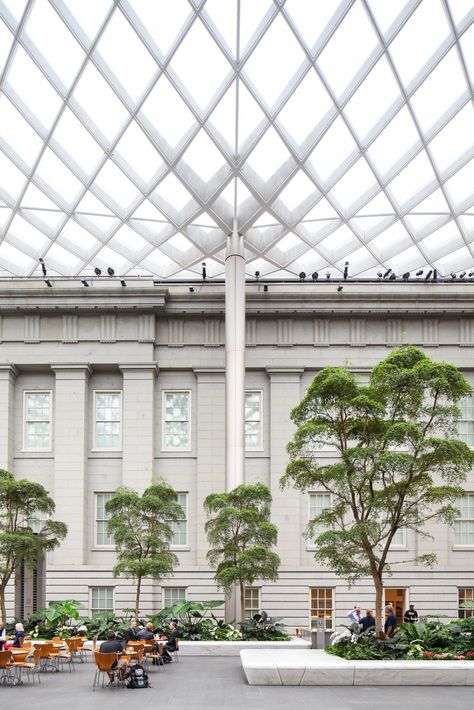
[[384, 605, 398, 636], [122, 619, 139, 645], [138, 622, 155, 641], [360, 609, 375, 631], [100, 631, 127, 681], [160, 621, 179, 663]]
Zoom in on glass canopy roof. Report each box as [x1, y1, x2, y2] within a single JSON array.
[[0, 0, 473, 280]]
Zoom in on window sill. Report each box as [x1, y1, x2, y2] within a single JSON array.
[[452, 545, 474, 550], [170, 546, 190, 551], [20, 448, 52, 454], [91, 546, 115, 552]]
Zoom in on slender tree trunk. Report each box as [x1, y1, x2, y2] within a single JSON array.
[[239, 580, 245, 622], [373, 572, 384, 630], [0, 586, 6, 624], [135, 576, 142, 619]]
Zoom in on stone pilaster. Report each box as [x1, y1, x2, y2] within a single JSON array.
[[194, 369, 225, 566], [0, 365, 18, 471], [51, 365, 91, 565], [266, 368, 304, 567], [119, 364, 158, 491]]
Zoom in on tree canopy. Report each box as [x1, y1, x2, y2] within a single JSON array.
[[0, 469, 67, 622], [281, 346, 474, 627], [105, 481, 183, 617], [204, 483, 280, 620]]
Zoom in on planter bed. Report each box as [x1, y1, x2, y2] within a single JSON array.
[[240, 649, 474, 686], [84, 637, 310, 657]]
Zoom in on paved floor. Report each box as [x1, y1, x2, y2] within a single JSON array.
[[1, 656, 472, 709]]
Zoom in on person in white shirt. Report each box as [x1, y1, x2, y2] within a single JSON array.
[[347, 605, 362, 626]]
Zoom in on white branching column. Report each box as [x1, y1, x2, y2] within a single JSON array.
[[225, 227, 245, 492], [224, 227, 246, 623]]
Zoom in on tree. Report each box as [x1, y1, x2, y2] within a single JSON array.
[[281, 346, 474, 628], [105, 482, 183, 618], [204, 483, 280, 620], [0, 470, 67, 623]]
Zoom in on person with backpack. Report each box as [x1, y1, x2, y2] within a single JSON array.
[[100, 631, 128, 682]]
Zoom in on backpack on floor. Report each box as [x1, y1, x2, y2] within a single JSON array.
[[126, 664, 149, 689]]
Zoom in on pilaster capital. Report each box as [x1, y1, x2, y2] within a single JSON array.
[[119, 363, 159, 379], [50, 364, 93, 379], [0, 364, 19, 381], [193, 367, 225, 383], [265, 367, 304, 384]]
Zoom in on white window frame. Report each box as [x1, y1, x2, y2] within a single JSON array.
[[457, 394, 474, 448], [89, 586, 114, 617], [307, 492, 332, 550], [170, 492, 188, 548], [454, 493, 474, 547], [23, 390, 52, 451], [244, 587, 261, 618], [162, 390, 191, 451], [390, 527, 407, 548], [245, 390, 263, 451], [93, 390, 122, 451], [459, 588, 474, 619], [310, 587, 335, 632], [94, 492, 115, 548], [162, 587, 187, 608]]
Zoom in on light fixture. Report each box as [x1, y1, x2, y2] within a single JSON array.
[[94, 267, 102, 276], [263, 284, 268, 292], [202, 262, 207, 281], [81, 280, 89, 287], [326, 271, 331, 279], [433, 269, 437, 281], [337, 284, 343, 292], [311, 272, 319, 281], [189, 287, 195, 293], [424, 270, 432, 280], [107, 266, 115, 276], [451, 272, 456, 279], [299, 272, 306, 280], [383, 268, 391, 279], [255, 271, 260, 280], [39, 258, 47, 277], [469, 271, 474, 278], [120, 280, 126, 287], [343, 261, 349, 279], [389, 272, 396, 280], [416, 270, 423, 276], [460, 272, 466, 279], [377, 271, 383, 278], [45, 279, 52, 287], [402, 272, 410, 280]]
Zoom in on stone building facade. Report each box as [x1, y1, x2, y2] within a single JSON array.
[[1, 279, 473, 630]]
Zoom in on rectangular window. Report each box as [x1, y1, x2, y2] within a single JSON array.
[[310, 588, 334, 631], [163, 587, 186, 608], [454, 494, 474, 545], [309, 492, 331, 537], [245, 391, 262, 450], [24, 391, 51, 450], [244, 587, 261, 618], [170, 493, 188, 546], [459, 588, 474, 619], [457, 395, 474, 447], [95, 493, 114, 547], [94, 391, 121, 449], [391, 528, 406, 547], [163, 391, 190, 450], [90, 587, 114, 617]]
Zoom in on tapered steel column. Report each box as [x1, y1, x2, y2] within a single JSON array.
[[225, 227, 245, 491]]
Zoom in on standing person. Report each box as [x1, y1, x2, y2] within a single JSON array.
[[123, 619, 139, 646], [160, 620, 179, 664], [360, 609, 375, 631], [0, 621, 6, 650], [384, 605, 398, 636], [347, 605, 362, 626], [404, 603, 418, 623]]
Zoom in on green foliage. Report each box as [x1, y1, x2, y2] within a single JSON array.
[[30, 599, 83, 630], [204, 483, 280, 617], [105, 481, 183, 616], [0, 469, 67, 622], [281, 347, 474, 622], [149, 599, 242, 640], [239, 614, 290, 641], [329, 619, 474, 660]]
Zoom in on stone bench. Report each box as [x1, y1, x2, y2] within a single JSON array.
[[240, 649, 474, 686]]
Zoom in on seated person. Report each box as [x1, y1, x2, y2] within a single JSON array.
[[160, 620, 179, 663], [122, 619, 139, 646], [4, 622, 25, 649], [0, 621, 6, 650], [138, 622, 155, 641], [100, 631, 128, 681]]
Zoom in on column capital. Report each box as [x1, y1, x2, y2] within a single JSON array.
[[266, 367, 304, 383], [0, 364, 19, 380], [193, 367, 225, 383], [51, 364, 93, 379]]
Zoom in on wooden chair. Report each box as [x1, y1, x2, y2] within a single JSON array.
[[146, 641, 164, 671], [173, 637, 180, 662], [0, 649, 14, 685], [10, 646, 42, 685], [80, 635, 97, 663], [36, 642, 55, 672], [53, 635, 62, 644], [93, 650, 121, 691]]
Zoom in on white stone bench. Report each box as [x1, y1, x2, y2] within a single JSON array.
[[240, 649, 474, 686]]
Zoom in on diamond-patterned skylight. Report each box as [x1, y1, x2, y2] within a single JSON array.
[[0, 0, 473, 280]]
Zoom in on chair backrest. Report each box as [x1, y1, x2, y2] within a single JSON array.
[[18, 634, 24, 648], [0, 650, 12, 668], [142, 643, 153, 653], [53, 636, 62, 644], [135, 646, 144, 663], [94, 650, 119, 672], [66, 638, 79, 651], [23, 640, 32, 651], [38, 642, 53, 658], [31, 647, 42, 667]]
